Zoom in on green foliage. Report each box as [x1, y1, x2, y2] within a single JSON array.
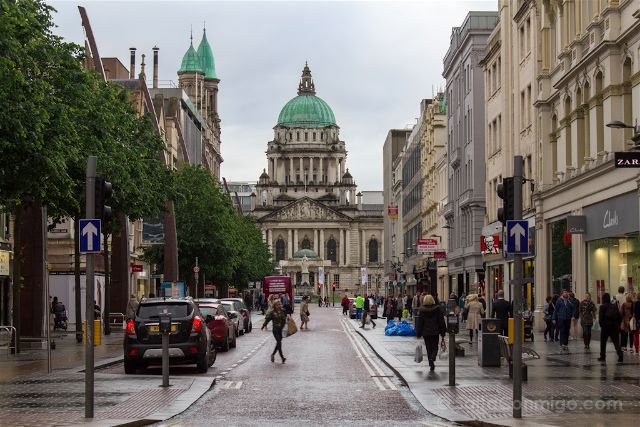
[[170, 165, 273, 288]]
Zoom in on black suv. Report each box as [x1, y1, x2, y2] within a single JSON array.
[[123, 297, 215, 374]]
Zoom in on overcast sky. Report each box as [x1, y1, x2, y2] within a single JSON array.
[[49, 0, 496, 190]]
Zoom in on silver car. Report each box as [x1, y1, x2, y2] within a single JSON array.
[[220, 300, 243, 337]]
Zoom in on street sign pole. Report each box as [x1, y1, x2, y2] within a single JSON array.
[[85, 156, 96, 419], [513, 155, 523, 419], [195, 257, 199, 299]]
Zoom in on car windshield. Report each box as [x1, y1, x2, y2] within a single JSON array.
[[138, 303, 190, 319], [198, 305, 218, 318], [221, 302, 235, 311]]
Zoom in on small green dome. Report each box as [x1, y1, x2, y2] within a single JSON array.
[[178, 40, 203, 74], [277, 63, 336, 128], [293, 249, 319, 259], [196, 29, 217, 79]]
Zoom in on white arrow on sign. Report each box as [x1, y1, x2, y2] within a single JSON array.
[[82, 221, 99, 251], [510, 223, 526, 252]]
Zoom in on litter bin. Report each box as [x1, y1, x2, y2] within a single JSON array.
[[478, 318, 501, 367], [83, 320, 102, 346]]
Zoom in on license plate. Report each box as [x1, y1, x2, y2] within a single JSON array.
[[148, 324, 177, 333]]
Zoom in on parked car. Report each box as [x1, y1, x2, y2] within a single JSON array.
[[195, 301, 237, 352], [123, 297, 215, 374], [349, 298, 378, 319], [222, 298, 252, 334], [220, 300, 243, 337]]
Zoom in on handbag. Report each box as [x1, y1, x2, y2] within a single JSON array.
[[306, 310, 310, 316], [631, 317, 637, 331], [438, 340, 448, 360], [286, 316, 298, 337], [414, 344, 423, 363]]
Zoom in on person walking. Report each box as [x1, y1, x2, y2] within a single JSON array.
[[543, 296, 555, 342], [552, 289, 574, 351], [579, 292, 597, 350], [459, 293, 467, 322], [416, 294, 447, 372], [634, 293, 640, 354], [492, 290, 511, 336], [552, 294, 560, 341], [360, 296, 376, 329], [355, 294, 365, 320], [620, 293, 634, 352], [568, 292, 580, 340], [341, 294, 350, 316], [126, 294, 139, 320], [299, 296, 310, 330], [598, 293, 623, 363], [262, 300, 288, 363], [465, 294, 484, 344]]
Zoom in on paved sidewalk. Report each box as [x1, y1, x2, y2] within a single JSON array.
[[0, 330, 214, 426], [346, 316, 640, 427]]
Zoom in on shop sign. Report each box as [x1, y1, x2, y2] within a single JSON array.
[[584, 192, 639, 241], [615, 151, 640, 168], [387, 205, 398, 219], [481, 235, 500, 254], [417, 238, 438, 254], [433, 250, 447, 260], [0, 250, 9, 276], [567, 215, 586, 234], [130, 264, 143, 273]]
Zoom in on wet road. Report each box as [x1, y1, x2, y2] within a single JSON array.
[[156, 306, 454, 426]]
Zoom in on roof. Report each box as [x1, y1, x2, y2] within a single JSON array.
[[196, 29, 217, 79], [292, 249, 320, 259], [178, 40, 204, 75]]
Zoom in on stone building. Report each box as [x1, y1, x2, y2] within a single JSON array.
[[443, 11, 499, 297], [249, 64, 384, 297]]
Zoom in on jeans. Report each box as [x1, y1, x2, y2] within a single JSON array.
[[544, 320, 553, 340], [558, 319, 571, 346], [621, 330, 631, 348], [356, 308, 363, 319], [271, 328, 284, 358], [600, 328, 622, 359], [423, 335, 440, 363]]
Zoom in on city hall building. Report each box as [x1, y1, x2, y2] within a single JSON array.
[[248, 64, 384, 297]]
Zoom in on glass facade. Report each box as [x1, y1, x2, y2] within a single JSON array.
[[550, 219, 572, 294], [587, 234, 640, 304]]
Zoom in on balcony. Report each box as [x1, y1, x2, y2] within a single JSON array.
[[450, 147, 461, 169], [442, 201, 454, 218], [458, 189, 473, 209]]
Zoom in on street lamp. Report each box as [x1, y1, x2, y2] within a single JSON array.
[[607, 120, 640, 147]]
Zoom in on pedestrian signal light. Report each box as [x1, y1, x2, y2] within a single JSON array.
[[95, 177, 113, 223], [496, 177, 514, 226]]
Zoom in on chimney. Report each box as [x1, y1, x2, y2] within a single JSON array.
[[152, 46, 159, 88], [129, 47, 136, 79]]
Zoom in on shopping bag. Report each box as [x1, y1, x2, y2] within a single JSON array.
[[631, 317, 637, 331], [438, 340, 448, 360], [414, 344, 424, 363], [286, 316, 298, 337]]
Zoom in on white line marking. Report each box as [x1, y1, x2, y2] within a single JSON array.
[[340, 319, 385, 391], [345, 320, 397, 390], [235, 381, 243, 389]]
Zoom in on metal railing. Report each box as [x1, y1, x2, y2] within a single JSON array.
[[0, 326, 16, 355]]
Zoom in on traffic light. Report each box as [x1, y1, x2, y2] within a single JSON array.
[[95, 177, 113, 223], [496, 177, 514, 225], [317, 284, 321, 289], [332, 283, 336, 291]]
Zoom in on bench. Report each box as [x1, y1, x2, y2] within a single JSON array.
[[498, 335, 540, 381]]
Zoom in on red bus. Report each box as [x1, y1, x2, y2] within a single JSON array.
[[262, 275, 293, 311]]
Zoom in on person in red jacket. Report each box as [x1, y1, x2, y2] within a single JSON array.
[[341, 294, 350, 316]]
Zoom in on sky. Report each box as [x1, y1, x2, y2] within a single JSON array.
[[48, 0, 496, 191]]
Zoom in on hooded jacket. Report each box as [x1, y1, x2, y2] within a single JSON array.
[[415, 305, 446, 338]]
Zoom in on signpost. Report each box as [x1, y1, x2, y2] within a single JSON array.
[[511, 156, 524, 419], [506, 220, 528, 254], [79, 219, 101, 254]]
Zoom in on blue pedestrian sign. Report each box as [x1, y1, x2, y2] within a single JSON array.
[[79, 219, 101, 253], [506, 220, 528, 254]]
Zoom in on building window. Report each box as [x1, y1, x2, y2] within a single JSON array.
[[305, 132, 308, 141], [275, 239, 285, 262], [321, 132, 324, 140], [368, 239, 379, 263], [328, 238, 337, 262], [301, 238, 311, 250], [289, 132, 292, 140], [313, 132, 316, 141], [333, 274, 340, 288]]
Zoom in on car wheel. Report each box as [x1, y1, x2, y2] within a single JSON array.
[[235, 326, 240, 337], [221, 335, 230, 352], [196, 351, 209, 373], [231, 333, 237, 348], [208, 345, 217, 367], [124, 358, 137, 375], [248, 322, 252, 333], [350, 315, 355, 319]]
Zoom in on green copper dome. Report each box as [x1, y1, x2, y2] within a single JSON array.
[[276, 63, 336, 128], [196, 29, 217, 79], [178, 39, 203, 74]]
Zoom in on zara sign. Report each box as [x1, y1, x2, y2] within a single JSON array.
[[584, 192, 639, 241]]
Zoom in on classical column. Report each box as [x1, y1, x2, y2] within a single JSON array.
[[319, 156, 324, 183], [314, 229, 318, 253], [335, 158, 340, 182], [293, 229, 298, 253], [262, 229, 267, 243], [380, 233, 384, 265], [345, 227, 351, 266], [289, 157, 294, 184], [361, 229, 367, 264], [319, 229, 325, 259], [299, 157, 303, 180], [288, 229, 293, 259], [339, 228, 344, 266], [268, 156, 273, 179], [267, 229, 273, 257], [310, 157, 314, 183]]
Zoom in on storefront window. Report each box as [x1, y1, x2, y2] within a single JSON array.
[[588, 235, 640, 304], [550, 219, 572, 295]]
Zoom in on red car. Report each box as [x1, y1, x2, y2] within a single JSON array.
[[197, 302, 237, 352]]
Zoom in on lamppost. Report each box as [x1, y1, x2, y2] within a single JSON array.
[[607, 120, 640, 147]]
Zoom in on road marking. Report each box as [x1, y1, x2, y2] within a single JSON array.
[[340, 319, 385, 391], [341, 318, 397, 390], [222, 380, 243, 390]]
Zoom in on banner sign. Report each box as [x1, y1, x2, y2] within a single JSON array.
[[361, 267, 368, 285], [318, 267, 325, 285], [417, 238, 438, 254], [387, 205, 398, 219], [481, 235, 500, 254]]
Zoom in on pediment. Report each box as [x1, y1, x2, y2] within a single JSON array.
[[259, 197, 351, 222]]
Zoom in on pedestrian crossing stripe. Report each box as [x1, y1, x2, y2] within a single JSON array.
[[222, 380, 242, 390]]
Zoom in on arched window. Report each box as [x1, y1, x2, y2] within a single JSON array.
[[275, 239, 285, 261], [368, 239, 378, 263], [301, 238, 311, 250], [327, 238, 337, 262]]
